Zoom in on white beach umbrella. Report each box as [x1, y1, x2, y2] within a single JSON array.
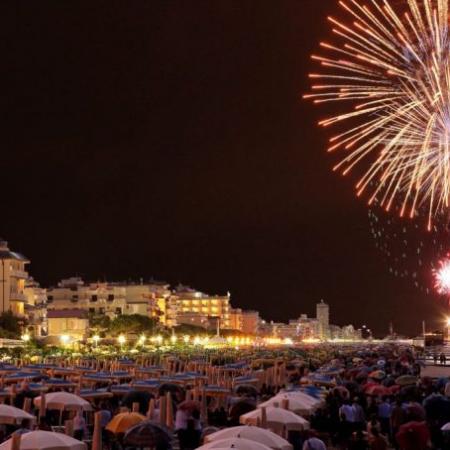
[[204, 426, 292, 450], [197, 438, 272, 450], [441, 422, 450, 431], [33, 392, 92, 411], [258, 394, 320, 415], [240, 406, 310, 431], [0, 405, 35, 425], [0, 431, 86, 450]]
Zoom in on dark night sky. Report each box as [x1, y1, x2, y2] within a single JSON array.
[[2, 0, 445, 336]]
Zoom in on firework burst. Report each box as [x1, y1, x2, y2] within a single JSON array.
[[305, 0, 450, 229], [434, 255, 450, 294]]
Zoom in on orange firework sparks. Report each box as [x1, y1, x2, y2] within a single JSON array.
[[305, 0, 450, 229]]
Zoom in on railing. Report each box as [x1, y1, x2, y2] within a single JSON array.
[[10, 292, 27, 302], [10, 269, 28, 279]]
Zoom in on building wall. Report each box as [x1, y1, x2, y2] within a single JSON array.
[[241, 310, 259, 334], [47, 317, 88, 340], [173, 288, 231, 328], [316, 300, 330, 339], [0, 240, 29, 316]]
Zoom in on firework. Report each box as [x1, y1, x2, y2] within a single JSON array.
[[434, 255, 450, 294], [305, 0, 450, 229]]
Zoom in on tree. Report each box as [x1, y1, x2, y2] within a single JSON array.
[[0, 311, 22, 338], [88, 313, 111, 337], [109, 314, 158, 336]]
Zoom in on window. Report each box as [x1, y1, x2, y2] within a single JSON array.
[[47, 296, 53, 303], [107, 294, 114, 301], [89, 308, 95, 314], [71, 295, 78, 301], [99, 307, 105, 314], [115, 307, 122, 315], [91, 295, 98, 302]]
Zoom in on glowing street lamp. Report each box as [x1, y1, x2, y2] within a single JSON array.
[[156, 335, 163, 345], [170, 335, 177, 345], [117, 334, 126, 347], [183, 335, 190, 344], [92, 335, 100, 347], [21, 333, 30, 343], [138, 335, 146, 346], [60, 334, 70, 346]]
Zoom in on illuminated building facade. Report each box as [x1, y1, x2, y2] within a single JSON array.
[[172, 285, 231, 328], [316, 300, 330, 339], [0, 239, 29, 317]]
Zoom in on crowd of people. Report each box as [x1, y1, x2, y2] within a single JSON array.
[[0, 344, 448, 449]]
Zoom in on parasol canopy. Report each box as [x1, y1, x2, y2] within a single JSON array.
[[33, 392, 92, 412], [0, 431, 86, 450], [106, 412, 146, 434], [204, 426, 292, 450], [0, 405, 35, 425], [240, 406, 310, 432], [197, 437, 272, 450], [123, 420, 172, 448]]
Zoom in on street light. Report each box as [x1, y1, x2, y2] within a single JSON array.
[[92, 335, 100, 347], [170, 335, 177, 345], [21, 333, 30, 343], [138, 335, 146, 346], [60, 334, 70, 346], [156, 335, 163, 345], [117, 334, 126, 346]]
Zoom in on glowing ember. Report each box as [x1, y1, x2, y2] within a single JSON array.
[[434, 257, 450, 295]]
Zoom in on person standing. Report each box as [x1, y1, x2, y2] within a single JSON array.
[[377, 397, 392, 436]]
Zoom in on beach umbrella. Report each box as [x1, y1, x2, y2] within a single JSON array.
[[33, 392, 92, 412], [0, 405, 35, 425], [204, 426, 293, 450], [441, 422, 450, 431], [197, 438, 272, 450], [240, 406, 310, 432], [395, 375, 417, 386], [365, 385, 389, 397], [0, 431, 86, 450], [158, 383, 183, 397], [235, 385, 258, 398], [122, 390, 153, 415], [123, 420, 172, 448], [106, 412, 146, 434], [396, 421, 429, 450], [368, 370, 386, 380]]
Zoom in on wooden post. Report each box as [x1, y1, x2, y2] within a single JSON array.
[[39, 391, 46, 419], [159, 396, 167, 426], [65, 419, 74, 437], [10, 432, 21, 450], [261, 406, 267, 429], [22, 397, 32, 413], [91, 411, 102, 450], [132, 402, 140, 413], [166, 392, 174, 429], [147, 398, 155, 419]]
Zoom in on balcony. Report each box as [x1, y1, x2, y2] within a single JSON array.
[[10, 269, 28, 279], [10, 292, 27, 302]]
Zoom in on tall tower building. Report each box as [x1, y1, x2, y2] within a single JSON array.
[[0, 239, 29, 316], [316, 299, 330, 340]]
